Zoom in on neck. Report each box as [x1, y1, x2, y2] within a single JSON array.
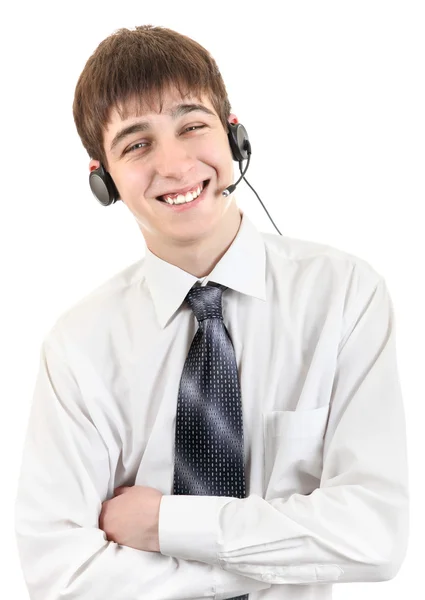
[[143, 204, 243, 278]]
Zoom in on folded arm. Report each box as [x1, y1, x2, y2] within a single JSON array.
[[159, 275, 410, 586], [14, 337, 270, 600]]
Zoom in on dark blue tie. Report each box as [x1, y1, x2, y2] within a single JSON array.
[[173, 282, 248, 600]]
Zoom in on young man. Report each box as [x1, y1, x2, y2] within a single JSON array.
[[15, 25, 409, 600]]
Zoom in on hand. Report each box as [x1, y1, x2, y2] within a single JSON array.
[[99, 485, 163, 552]]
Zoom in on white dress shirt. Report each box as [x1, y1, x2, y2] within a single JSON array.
[[15, 210, 409, 600]]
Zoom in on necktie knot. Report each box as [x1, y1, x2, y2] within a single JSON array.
[[186, 283, 226, 322]]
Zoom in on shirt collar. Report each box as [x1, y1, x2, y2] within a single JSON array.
[[144, 210, 267, 329]]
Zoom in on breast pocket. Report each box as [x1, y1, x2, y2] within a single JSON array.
[[263, 404, 330, 498]]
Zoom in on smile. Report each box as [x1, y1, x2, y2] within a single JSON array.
[[156, 180, 210, 211]]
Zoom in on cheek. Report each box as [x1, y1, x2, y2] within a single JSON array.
[[202, 142, 233, 178], [115, 166, 147, 195]]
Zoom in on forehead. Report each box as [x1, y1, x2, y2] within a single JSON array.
[[106, 87, 216, 131]]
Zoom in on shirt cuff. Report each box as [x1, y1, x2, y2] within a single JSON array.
[[158, 494, 235, 564]]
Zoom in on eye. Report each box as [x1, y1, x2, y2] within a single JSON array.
[[125, 141, 148, 154], [183, 125, 206, 133]]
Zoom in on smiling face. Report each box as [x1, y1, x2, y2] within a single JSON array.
[[90, 85, 242, 261]]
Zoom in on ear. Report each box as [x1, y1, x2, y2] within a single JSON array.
[[228, 114, 239, 126], [89, 158, 100, 173]]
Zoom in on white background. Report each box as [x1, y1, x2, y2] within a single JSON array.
[[1, 1, 423, 598]]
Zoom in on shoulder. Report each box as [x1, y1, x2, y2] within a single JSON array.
[[44, 258, 145, 353], [261, 230, 384, 288]]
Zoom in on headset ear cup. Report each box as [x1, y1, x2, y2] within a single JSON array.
[[89, 164, 120, 206], [227, 122, 250, 162]]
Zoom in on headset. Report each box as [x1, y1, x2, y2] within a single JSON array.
[[89, 122, 282, 235]]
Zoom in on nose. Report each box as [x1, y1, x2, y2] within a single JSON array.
[[152, 136, 195, 180]]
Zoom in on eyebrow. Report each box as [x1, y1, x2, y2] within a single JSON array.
[[109, 103, 216, 152]]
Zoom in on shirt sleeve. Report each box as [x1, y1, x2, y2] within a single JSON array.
[[14, 337, 271, 600], [159, 275, 410, 586]]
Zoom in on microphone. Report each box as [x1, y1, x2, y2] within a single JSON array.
[[222, 145, 252, 197]]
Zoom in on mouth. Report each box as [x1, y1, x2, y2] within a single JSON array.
[[156, 180, 210, 211]]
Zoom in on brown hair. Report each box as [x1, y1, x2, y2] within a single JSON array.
[[72, 25, 232, 169]]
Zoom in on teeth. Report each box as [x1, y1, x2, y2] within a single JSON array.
[[163, 182, 204, 205]]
